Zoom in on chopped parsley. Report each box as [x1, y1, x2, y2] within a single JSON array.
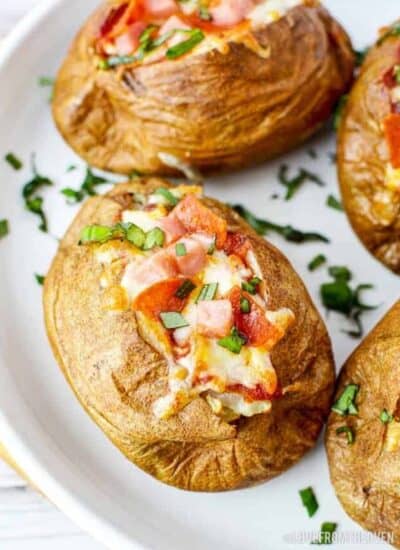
[[0, 219, 9, 239], [326, 195, 343, 211], [299, 487, 319, 517], [5, 152, 23, 170], [233, 204, 329, 244], [320, 266, 377, 338], [308, 254, 327, 272], [332, 384, 359, 416], [278, 165, 325, 200]]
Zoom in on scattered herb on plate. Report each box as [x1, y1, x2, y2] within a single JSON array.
[[5, 152, 23, 170], [320, 266, 377, 338], [299, 487, 319, 517], [278, 164, 325, 200], [0, 219, 9, 239], [233, 204, 329, 244], [308, 254, 327, 272], [326, 195, 343, 211], [62, 166, 110, 204], [333, 95, 348, 130], [23, 155, 53, 232], [354, 47, 369, 67], [311, 522, 337, 545], [35, 274, 45, 286]]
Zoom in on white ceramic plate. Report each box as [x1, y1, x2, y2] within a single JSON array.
[[1, 1, 400, 549]]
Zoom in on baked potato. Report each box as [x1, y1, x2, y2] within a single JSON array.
[[52, 0, 354, 176], [326, 301, 400, 547], [44, 179, 335, 491], [338, 21, 400, 274]]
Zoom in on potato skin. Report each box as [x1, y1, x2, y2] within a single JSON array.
[[44, 179, 335, 492], [52, 1, 354, 176], [338, 28, 400, 274], [326, 301, 400, 547]]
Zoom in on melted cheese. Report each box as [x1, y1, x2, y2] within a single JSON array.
[[202, 251, 250, 295], [385, 164, 400, 193], [122, 206, 167, 231], [248, 0, 303, 27]]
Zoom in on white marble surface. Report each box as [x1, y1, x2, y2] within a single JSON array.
[[0, 4, 103, 549]]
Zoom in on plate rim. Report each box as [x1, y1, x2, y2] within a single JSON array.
[[0, 1, 146, 548]]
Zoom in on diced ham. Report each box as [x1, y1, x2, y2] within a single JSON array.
[[143, 0, 177, 18], [173, 194, 227, 248], [229, 286, 282, 348], [191, 233, 215, 252], [159, 15, 192, 35], [384, 113, 400, 169], [127, 249, 179, 289], [173, 237, 207, 276], [209, 0, 255, 27], [197, 300, 233, 338], [114, 21, 147, 55], [134, 278, 189, 319], [158, 211, 186, 244]]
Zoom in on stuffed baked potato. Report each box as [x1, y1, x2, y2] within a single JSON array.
[[44, 179, 335, 491], [338, 21, 400, 274], [326, 301, 400, 546], [52, 0, 354, 176]]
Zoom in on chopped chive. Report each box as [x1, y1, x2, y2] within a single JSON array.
[[66, 164, 77, 172], [240, 296, 251, 313], [326, 195, 343, 211], [5, 152, 23, 170], [0, 219, 9, 239], [126, 224, 146, 248], [160, 311, 189, 329], [155, 187, 179, 206], [61, 188, 85, 203], [175, 279, 196, 299], [79, 225, 114, 244], [380, 409, 393, 424], [35, 274, 45, 286], [312, 522, 337, 545], [143, 227, 165, 250], [175, 242, 187, 256], [334, 95, 348, 131], [166, 29, 205, 59], [242, 277, 261, 295], [278, 165, 325, 200], [218, 327, 246, 354], [38, 76, 54, 87], [308, 254, 326, 271], [332, 384, 359, 416], [25, 197, 48, 232], [336, 426, 355, 445], [196, 283, 218, 302], [299, 487, 319, 518]]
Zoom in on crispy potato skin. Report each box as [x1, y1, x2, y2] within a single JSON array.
[[52, 2, 354, 176], [338, 30, 400, 274], [44, 179, 335, 491], [326, 301, 400, 547]]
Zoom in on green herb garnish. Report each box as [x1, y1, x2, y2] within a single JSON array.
[[155, 187, 179, 206], [332, 384, 359, 416], [125, 224, 145, 248], [312, 522, 337, 545], [380, 409, 394, 424], [160, 311, 189, 329], [308, 254, 327, 272], [320, 266, 377, 338], [299, 487, 319, 518], [35, 274, 45, 286], [0, 219, 9, 239], [175, 279, 196, 299], [22, 155, 52, 231], [196, 283, 218, 302], [61, 188, 85, 203], [307, 149, 318, 159], [240, 296, 251, 313], [241, 277, 261, 295], [333, 95, 348, 131], [233, 205, 329, 244], [336, 426, 355, 445], [175, 242, 187, 256], [5, 152, 23, 170], [326, 195, 343, 211], [166, 29, 205, 59], [354, 48, 369, 67], [218, 327, 246, 354], [66, 164, 77, 172], [80, 224, 114, 244], [143, 227, 165, 250], [38, 76, 54, 87], [278, 165, 325, 200], [62, 167, 109, 204]]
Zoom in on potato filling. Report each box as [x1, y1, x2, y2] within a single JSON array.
[[96, 0, 306, 66], [85, 185, 294, 420]]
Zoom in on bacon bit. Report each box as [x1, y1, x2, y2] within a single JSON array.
[[173, 194, 227, 248], [100, 3, 129, 37], [382, 66, 398, 89], [223, 232, 251, 260], [384, 113, 400, 169], [133, 277, 189, 319], [227, 382, 280, 402], [229, 286, 283, 348]]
